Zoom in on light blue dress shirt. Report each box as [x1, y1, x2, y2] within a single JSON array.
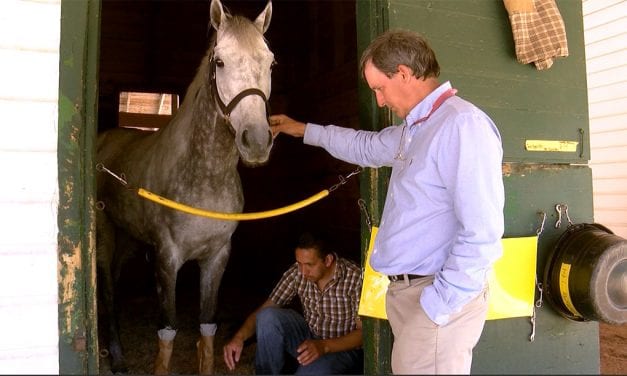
[[303, 81, 505, 325]]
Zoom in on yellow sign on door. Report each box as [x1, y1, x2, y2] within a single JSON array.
[[358, 231, 538, 321]]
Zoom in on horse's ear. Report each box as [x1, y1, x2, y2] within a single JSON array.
[[254, 0, 272, 34], [209, 0, 227, 31]]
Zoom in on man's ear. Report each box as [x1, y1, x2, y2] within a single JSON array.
[[324, 253, 334, 267], [397, 64, 414, 81]]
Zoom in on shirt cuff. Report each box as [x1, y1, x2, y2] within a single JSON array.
[[303, 123, 323, 146], [420, 284, 452, 326]]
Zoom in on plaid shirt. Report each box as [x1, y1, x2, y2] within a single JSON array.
[[269, 255, 362, 339]]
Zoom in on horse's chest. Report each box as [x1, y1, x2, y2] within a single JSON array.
[[151, 179, 243, 244], [172, 215, 239, 247]]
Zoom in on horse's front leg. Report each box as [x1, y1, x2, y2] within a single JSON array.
[[197, 241, 231, 375], [153, 248, 180, 375]]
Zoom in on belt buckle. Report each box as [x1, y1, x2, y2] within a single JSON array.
[[389, 274, 402, 282]]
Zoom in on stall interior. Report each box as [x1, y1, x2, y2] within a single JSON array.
[[97, 0, 359, 373]]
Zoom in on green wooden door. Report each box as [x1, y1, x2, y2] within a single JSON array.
[[356, 1, 393, 374], [356, 1, 598, 374], [57, 0, 100, 373]]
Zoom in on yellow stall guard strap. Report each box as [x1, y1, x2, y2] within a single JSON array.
[[358, 233, 538, 321], [137, 188, 329, 221]]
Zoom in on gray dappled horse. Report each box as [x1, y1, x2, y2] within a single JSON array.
[[96, 0, 274, 373]]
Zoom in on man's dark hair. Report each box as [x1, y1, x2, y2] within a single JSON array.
[[296, 231, 334, 259], [359, 29, 440, 80]]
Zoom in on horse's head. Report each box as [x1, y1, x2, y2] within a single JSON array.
[[209, 0, 274, 166]]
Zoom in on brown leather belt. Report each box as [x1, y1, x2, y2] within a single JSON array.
[[388, 274, 428, 282]]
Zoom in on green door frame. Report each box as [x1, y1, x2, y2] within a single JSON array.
[[55, 1, 386, 373], [56, 1, 383, 373], [57, 0, 101, 373], [356, 1, 393, 374]]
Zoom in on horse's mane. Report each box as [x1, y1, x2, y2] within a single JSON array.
[[174, 35, 217, 121]]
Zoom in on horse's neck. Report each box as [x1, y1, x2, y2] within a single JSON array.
[[154, 84, 239, 179]]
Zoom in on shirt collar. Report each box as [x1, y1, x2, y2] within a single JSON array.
[[405, 81, 453, 128], [305, 254, 343, 292], [330, 253, 343, 281]]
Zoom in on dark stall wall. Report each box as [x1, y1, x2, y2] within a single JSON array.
[[99, 0, 210, 132], [97, 0, 361, 324], [224, 0, 361, 306]]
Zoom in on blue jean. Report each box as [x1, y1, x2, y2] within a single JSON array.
[[255, 307, 363, 375]]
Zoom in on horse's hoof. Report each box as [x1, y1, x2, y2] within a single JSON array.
[[110, 362, 129, 374]]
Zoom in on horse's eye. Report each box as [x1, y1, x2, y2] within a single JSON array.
[[215, 58, 224, 68]]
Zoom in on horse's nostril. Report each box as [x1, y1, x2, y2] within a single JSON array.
[[241, 129, 250, 148], [240, 128, 272, 150]]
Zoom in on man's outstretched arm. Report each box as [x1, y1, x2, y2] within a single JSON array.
[[222, 298, 279, 371]]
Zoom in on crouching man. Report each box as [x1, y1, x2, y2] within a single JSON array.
[[223, 232, 363, 374]]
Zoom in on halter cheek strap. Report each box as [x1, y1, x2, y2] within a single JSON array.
[[209, 56, 271, 120]]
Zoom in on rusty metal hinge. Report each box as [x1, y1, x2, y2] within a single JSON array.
[[72, 331, 86, 352]]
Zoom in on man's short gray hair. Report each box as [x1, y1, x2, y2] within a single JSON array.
[[359, 29, 440, 80]]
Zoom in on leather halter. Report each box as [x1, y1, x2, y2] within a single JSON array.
[[209, 55, 271, 122]]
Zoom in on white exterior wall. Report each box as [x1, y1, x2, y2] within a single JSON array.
[[584, 0, 627, 238], [0, 0, 61, 373]]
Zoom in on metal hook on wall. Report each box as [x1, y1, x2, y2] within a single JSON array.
[[530, 211, 546, 342], [536, 211, 546, 236], [554, 203, 573, 229], [357, 198, 373, 232]]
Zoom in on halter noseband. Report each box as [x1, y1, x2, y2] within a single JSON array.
[[209, 55, 271, 121]]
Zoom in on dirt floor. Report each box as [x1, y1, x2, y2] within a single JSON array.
[[98, 258, 626, 375], [100, 295, 626, 375], [600, 322, 627, 375], [99, 290, 258, 375]]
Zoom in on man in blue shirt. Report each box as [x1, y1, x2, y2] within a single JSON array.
[[270, 29, 504, 374]]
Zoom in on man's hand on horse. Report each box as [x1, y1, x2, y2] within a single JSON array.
[[269, 114, 306, 138]]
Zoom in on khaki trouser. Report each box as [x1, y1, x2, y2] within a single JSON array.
[[386, 276, 489, 374]]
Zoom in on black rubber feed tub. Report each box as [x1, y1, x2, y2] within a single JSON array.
[[543, 223, 626, 325]]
